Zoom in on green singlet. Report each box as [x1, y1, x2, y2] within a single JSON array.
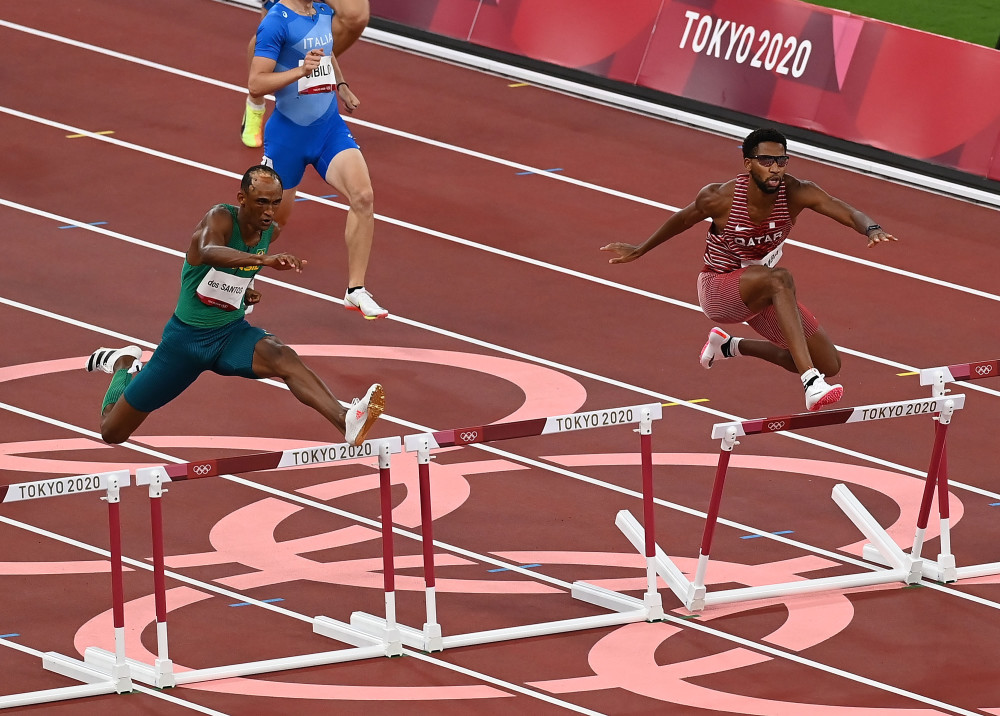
[[174, 204, 273, 328]]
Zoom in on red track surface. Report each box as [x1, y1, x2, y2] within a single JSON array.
[[3, 1, 1000, 714]]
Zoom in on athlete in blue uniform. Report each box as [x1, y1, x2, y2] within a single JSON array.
[[242, 0, 370, 148], [246, 0, 386, 320], [86, 165, 385, 446]]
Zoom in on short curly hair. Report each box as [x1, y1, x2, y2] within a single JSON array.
[[742, 128, 787, 159]]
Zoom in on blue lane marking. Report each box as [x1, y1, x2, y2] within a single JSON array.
[[229, 597, 284, 607], [990, 502, 1000, 506], [294, 194, 339, 202], [0, 634, 19, 639], [516, 168, 563, 176], [741, 530, 794, 540], [488, 563, 541, 573], [58, 221, 107, 229]]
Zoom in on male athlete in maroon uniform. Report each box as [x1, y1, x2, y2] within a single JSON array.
[[601, 127, 897, 411]]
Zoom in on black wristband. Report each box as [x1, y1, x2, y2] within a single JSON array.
[[336, 81, 349, 90], [865, 224, 882, 235]]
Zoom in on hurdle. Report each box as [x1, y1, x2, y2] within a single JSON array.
[[643, 395, 965, 612], [83, 437, 403, 688], [863, 359, 999, 583], [0, 470, 132, 709], [350, 403, 665, 652]]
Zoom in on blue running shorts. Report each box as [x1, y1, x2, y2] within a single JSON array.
[[262, 110, 361, 189]]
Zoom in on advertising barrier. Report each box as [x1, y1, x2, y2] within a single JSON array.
[[369, 0, 1000, 184]]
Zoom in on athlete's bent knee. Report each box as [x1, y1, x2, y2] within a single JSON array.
[[255, 338, 303, 379], [349, 185, 374, 214], [767, 267, 796, 293], [101, 422, 130, 445]]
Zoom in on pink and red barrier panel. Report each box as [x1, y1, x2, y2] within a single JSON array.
[[370, 0, 1000, 183]]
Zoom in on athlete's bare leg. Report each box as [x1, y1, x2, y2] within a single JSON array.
[[324, 148, 374, 288], [736, 266, 841, 376], [732, 329, 841, 376], [251, 335, 349, 434], [100, 355, 151, 444]]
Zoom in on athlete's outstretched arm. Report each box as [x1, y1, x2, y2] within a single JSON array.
[[793, 179, 898, 247], [601, 183, 721, 263]]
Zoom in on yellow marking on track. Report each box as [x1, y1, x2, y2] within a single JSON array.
[[662, 399, 709, 407], [508, 82, 530, 88], [897, 371, 919, 377], [66, 130, 115, 139]]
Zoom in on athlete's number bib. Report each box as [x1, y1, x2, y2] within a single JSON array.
[[196, 268, 253, 311], [298, 56, 334, 95], [741, 243, 783, 269]]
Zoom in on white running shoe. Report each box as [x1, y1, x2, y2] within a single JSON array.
[[344, 288, 388, 320], [699, 327, 730, 369], [803, 369, 843, 412], [344, 383, 385, 446], [86, 346, 143, 374]]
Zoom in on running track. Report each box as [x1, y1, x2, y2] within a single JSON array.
[[2, 1, 1000, 714]]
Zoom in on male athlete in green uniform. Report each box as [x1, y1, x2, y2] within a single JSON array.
[[87, 165, 384, 446]]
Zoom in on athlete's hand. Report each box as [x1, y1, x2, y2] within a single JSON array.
[[245, 288, 262, 306], [338, 83, 360, 114], [600, 242, 643, 264], [301, 49, 324, 77], [263, 253, 307, 272], [866, 228, 898, 248]]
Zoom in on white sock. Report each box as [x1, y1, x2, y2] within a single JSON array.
[[800, 367, 820, 387], [246, 97, 266, 111], [729, 337, 742, 357]]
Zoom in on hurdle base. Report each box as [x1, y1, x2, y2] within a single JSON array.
[[703, 569, 914, 607], [0, 682, 120, 710], [312, 614, 401, 656], [354, 603, 652, 652], [615, 510, 705, 610], [614, 485, 924, 613], [950, 560, 1000, 580], [351, 611, 439, 652], [694, 486, 921, 609], [84, 647, 175, 689], [832, 484, 923, 583], [171, 644, 387, 685], [861, 544, 964, 583], [444, 611, 653, 650], [43, 651, 132, 693], [571, 581, 641, 612]]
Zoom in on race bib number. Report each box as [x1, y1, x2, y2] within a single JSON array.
[[298, 56, 334, 95], [196, 268, 253, 311], [741, 243, 783, 268]]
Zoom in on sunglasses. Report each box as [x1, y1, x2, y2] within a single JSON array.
[[750, 154, 790, 167]]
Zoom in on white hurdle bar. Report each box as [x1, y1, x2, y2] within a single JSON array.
[[84, 437, 403, 689], [652, 395, 965, 612], [865, 359, 1000, 582], [0, 470, 133, 709], [350, 403, 665, 652]]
